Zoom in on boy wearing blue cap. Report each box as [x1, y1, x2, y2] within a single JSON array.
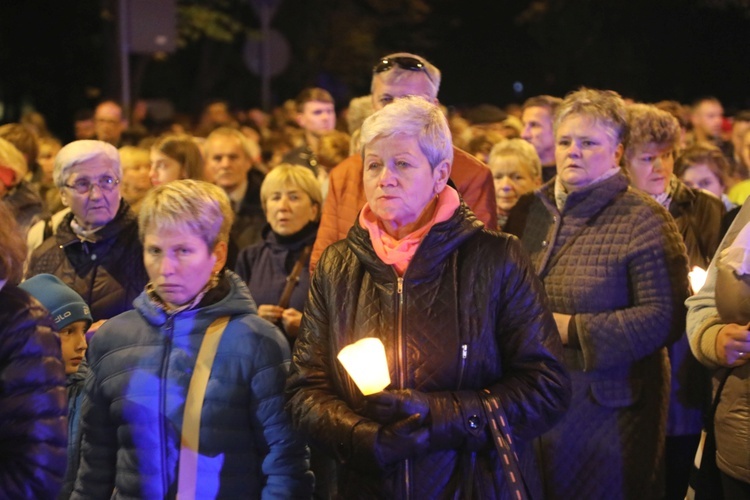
[[19, 273, 93, 499]]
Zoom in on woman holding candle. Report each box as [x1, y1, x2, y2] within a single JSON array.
[[287, 96, 571, 499]]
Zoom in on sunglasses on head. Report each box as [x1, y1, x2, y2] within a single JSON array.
[[373, 56, 435, 85]]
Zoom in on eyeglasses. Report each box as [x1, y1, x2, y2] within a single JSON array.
[[373, 56, 435, 85], [64, 176, 120, 194]]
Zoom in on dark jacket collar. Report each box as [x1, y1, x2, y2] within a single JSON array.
[[668, 178, 697, 218], [261, 221, 318, 250], [537, 170, 630, 218], [56, 199, 136, 247]]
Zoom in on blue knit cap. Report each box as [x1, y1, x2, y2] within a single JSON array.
[[19, 274, 93, 330]]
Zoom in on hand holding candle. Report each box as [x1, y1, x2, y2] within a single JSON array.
[[337, 338, 391, 396]]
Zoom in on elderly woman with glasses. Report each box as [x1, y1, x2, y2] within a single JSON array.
[[72, 179, 313, 498], [287, 96, 570, 499], [27, 140, 148, 333], [505, 89, 690, 499]]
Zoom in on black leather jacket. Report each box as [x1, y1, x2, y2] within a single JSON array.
[[287, 202, 571, 499]]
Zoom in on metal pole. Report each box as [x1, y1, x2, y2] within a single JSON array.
[[118, 0, 131, 112]]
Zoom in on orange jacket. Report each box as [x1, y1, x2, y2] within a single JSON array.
[[310, 146, 497, 271]]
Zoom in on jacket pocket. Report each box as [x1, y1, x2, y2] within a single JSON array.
[[590, 378, 643, 408]]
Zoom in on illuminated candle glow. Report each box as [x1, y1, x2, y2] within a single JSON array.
[[689, 266, 707, 293], [337, 337, 391, 396]]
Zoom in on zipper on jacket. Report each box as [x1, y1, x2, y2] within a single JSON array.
[[457, 344, 468, 390], [396, 276, 410, 500], [160, 316, 175, 497]]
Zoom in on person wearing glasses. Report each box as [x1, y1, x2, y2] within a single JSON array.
[[27, 140, 148, 336], [310, 52, 498, 271]]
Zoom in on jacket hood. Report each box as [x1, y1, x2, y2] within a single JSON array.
[[133, 270, 258, 327], [346, 201, 484, 283]]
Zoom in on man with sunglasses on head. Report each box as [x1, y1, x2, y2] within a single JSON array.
[[310, 52, 498, 271], [27, 140, 148, 337]]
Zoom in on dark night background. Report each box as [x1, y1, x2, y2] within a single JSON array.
[[2, 0, 749, 141]]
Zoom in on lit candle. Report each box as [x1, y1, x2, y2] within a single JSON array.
[[689, 266, 707, 293], [337, 338, 391, 396]]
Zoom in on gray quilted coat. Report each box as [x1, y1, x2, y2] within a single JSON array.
[[287, 202, 571, 499], [505, 172, 690, 500]]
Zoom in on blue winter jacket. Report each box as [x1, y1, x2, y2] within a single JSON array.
[[72, 271, 314, 499]]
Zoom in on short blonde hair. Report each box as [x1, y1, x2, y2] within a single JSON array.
[[260, 164, 323, 220], [625, 103, 681, 160], [138, 179, 234, 249], [555, 88, 628, 147], [360, 96, 453, 170], [0, 137, 28, 186], [488, 139, 542, 180]]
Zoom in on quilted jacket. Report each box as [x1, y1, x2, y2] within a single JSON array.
[[686, 201, 750, 484], [26, 200, 148, 322], [72, 271, 314, 499], [287, 201, 571, 499], [0, 284, 68, 499], [309, 146, 498, 272], [505, 172, 690, 500]]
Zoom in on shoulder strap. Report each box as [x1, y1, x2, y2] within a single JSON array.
[[176, 316, 230, 500], [481, 393, 531, 500], [278, 245, 312, 309]]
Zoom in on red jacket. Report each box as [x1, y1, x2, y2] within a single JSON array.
[[310, 147, 497, 271]]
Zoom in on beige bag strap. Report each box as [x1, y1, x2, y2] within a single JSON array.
[[176, 316, 230, 500]]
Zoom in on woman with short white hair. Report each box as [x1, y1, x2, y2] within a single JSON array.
[[27, 140, 148, 330], [287, 96, 570, 498]]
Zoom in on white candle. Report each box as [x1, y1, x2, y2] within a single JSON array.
[[689, 266, 707, 293], [337, 338, 391, 396]]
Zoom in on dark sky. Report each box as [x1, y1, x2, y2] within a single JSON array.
[[2, 0, 749, 140]]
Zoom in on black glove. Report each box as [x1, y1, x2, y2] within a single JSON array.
[[365, 389, 431, 425], [374, 413, 430, 467]]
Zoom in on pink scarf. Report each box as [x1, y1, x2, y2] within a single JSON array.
[[359, 186, 461, 276]]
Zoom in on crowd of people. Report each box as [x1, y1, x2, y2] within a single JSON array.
[[1, 51, 750, 499]]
